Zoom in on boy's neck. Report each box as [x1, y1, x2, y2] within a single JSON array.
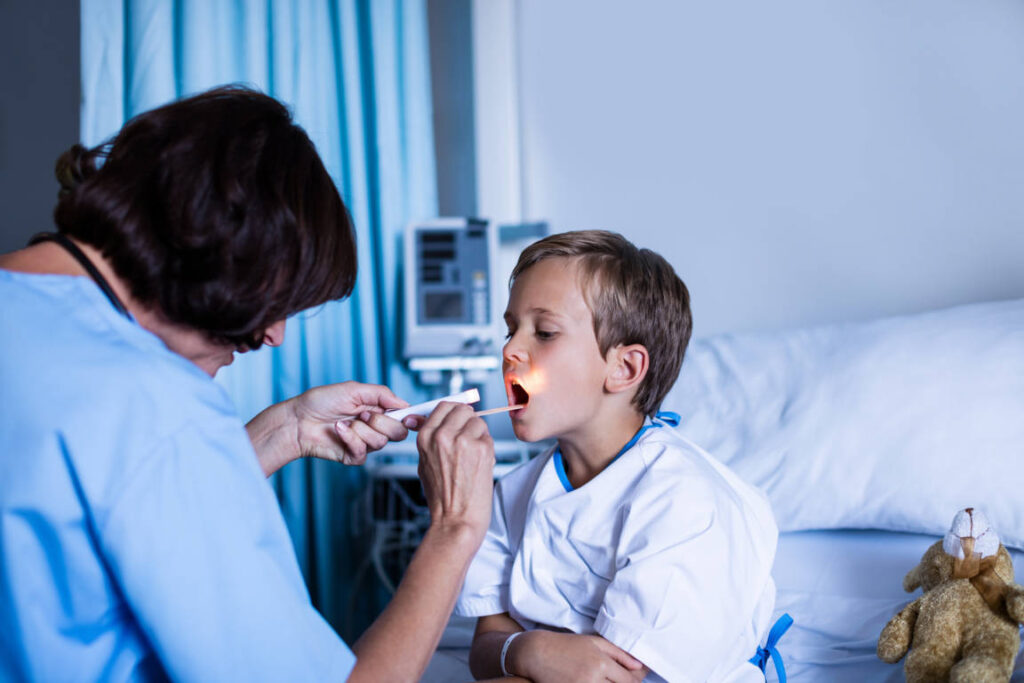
[[557, 408, 646, 489]]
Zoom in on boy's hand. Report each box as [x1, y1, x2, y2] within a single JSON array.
[[511, 630, 647, 683]]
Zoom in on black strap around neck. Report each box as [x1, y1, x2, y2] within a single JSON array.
[[29, 232, 132, 319]]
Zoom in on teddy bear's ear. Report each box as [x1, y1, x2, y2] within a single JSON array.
[[927, 544, 955, 584], [904, 541, 948, 592]]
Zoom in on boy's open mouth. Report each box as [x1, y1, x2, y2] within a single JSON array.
[[509, 379, 529, 413]]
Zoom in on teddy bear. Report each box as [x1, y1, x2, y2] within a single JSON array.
[[877, 508, 1024, 682]]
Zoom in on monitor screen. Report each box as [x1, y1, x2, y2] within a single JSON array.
[[423, 291, 465, 321]]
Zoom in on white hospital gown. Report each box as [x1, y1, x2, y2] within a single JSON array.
[[455, 422, 778, 682]]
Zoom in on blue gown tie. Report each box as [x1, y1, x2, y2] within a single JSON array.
[[749, 613, 793, 682]]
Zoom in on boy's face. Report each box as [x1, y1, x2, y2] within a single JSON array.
[[502, 257, 612, 442]]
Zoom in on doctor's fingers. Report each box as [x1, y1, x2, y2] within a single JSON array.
[[357, 411, 410, 443], [416, 402, 491, 461], [424, 405, 493, 464], [417, 406, 494, 526], [416, 401, 469, 442], [348, 416, 402, 453], [333, 418, 391, 465]]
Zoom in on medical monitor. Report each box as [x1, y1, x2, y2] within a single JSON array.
[[403, 218, 500, 359]]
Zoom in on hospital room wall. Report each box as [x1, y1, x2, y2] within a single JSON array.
[[475, 0, 1024, 338], [0, 1, 80, 254]]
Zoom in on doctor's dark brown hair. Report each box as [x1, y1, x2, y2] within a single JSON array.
[[53, 85, 356, 349], [510, 230, 692, 417]]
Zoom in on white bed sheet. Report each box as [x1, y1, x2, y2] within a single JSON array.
[[424, 529, 1024, 682]]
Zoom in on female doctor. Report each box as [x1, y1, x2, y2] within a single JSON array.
[[0, 86, 494, 681]]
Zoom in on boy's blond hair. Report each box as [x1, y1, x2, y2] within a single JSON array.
[[510, 230, 691, 416]]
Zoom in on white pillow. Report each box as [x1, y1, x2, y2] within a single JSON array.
[[665, 299, 1024, 550]]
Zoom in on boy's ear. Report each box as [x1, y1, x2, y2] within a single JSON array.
[[605, 343, 649, 395]]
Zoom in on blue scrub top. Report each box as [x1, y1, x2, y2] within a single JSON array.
[[0, 270, 356, 681]]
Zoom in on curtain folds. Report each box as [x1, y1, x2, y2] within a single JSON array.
[[81, 0, 436, 639]]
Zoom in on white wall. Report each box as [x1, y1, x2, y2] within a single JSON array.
[[477, 0, 1024, 337]]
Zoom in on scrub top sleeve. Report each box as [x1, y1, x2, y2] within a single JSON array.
[[453, 483, 513, 617], [98, 421, 355, 682], [593, 476, 750, 683]]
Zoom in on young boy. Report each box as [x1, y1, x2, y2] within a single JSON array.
[[454, 231, 779, 682]]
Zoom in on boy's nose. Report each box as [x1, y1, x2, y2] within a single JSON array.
[[502, 338, 527, 366]]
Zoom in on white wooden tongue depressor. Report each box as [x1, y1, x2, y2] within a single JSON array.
[[341, 388, 481, 423], [475, 404, 525, 416]]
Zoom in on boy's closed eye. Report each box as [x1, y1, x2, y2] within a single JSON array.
[[504, 324, 558, 341]]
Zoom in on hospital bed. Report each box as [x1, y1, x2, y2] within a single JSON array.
[[424, 297, 1024, 681]]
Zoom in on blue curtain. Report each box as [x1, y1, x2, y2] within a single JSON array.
[[81, 0, 436, 639]]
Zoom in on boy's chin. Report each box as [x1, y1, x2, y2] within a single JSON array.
[[511, 421, 548, 443]]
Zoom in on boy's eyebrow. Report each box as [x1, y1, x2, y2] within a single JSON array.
[[504, 307, 564, 324]]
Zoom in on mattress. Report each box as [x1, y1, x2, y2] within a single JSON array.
[[424, 529, 1024, 681]]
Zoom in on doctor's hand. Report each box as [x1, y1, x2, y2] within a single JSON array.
[[509, 631, 647, 683], [247, 381, 412, 476], [345, 403, 494, 682], [415, 402, 495, 542]]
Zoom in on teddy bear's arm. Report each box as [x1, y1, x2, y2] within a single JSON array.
[[877, 598, 922, 664]]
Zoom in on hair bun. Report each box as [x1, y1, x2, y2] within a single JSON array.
[[55, 144, 99, 198]]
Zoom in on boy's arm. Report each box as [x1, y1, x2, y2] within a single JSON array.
[[593, 447, 778, 681], [470, 613, 648, 682], [469, 613, 523, 679]]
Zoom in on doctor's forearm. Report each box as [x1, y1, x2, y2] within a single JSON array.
[[347, 523, 481, 682], [246, 399, 300, 476]]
